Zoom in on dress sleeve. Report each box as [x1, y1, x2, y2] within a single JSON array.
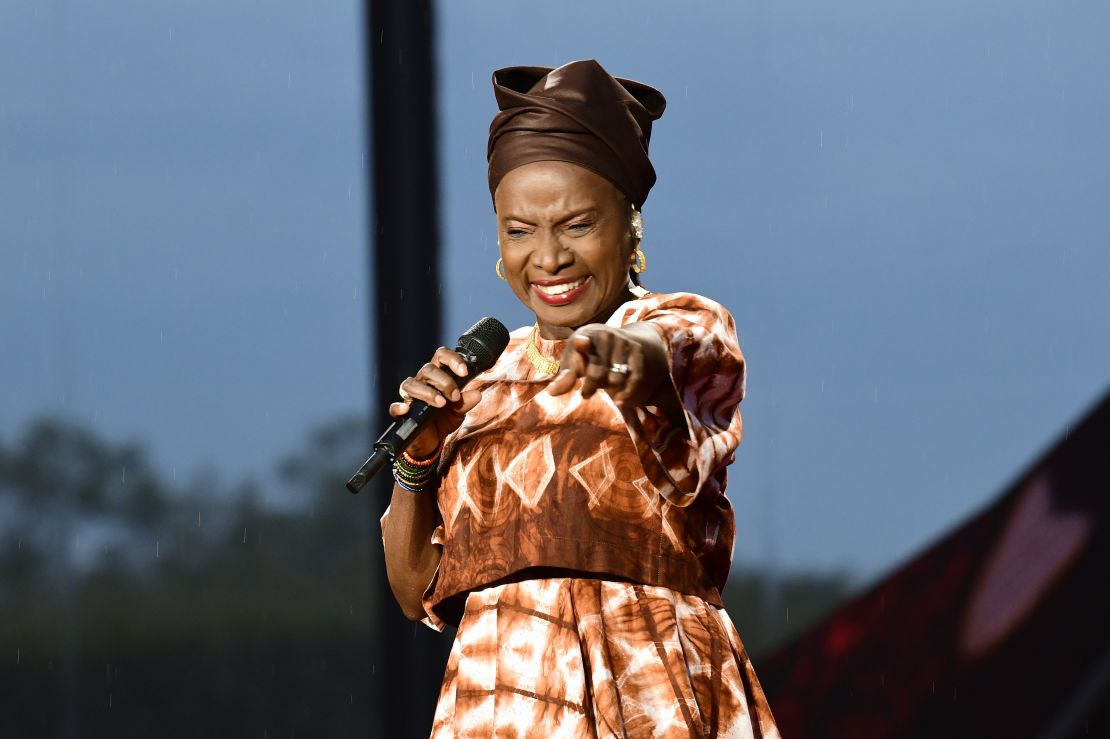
[[613, 292, 746, 507]]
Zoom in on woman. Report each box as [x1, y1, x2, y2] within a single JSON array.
[[381, 60, 780, 738]]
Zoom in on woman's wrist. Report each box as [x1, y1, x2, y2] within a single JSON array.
[[392, 439, 443, 492], [622, 323, 685, 425], [405, 435, 443, 462], [402, 438, 443, 466], [392, 463, 436, 492], [393, 474, 434, 493]]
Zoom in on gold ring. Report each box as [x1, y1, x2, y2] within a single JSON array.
[[398, 382, 413, 403]]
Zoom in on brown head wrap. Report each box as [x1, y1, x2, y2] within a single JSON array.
[[487, 60, 667, 210]]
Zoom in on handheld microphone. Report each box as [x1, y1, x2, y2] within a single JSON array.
[[346, 316, 510, 494]]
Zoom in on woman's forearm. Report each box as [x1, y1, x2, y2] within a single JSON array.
[[382, 483, 442, 621]]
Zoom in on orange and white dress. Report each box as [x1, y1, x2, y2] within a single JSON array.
[[384, 291, 780, 738]]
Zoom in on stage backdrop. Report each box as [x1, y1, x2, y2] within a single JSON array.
[[758, 386, 1110, 738]]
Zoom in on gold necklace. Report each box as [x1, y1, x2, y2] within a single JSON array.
[[526, 324, 561, 375]]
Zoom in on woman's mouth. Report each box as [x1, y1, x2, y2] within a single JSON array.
[[532, 276, 592, 306]]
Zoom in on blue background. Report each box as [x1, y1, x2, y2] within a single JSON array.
[[3, 0, 1109, 584]]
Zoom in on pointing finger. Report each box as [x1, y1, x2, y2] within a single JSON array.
[[558, 334, 593, 374], [546, 368, 578, 396]]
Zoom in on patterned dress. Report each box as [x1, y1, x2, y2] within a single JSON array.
[[384, 291, 780, 738]]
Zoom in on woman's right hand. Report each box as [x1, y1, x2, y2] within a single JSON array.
[[390, 347, 483, 459]]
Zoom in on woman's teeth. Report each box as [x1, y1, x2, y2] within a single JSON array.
[[535, 277, 587, 296]]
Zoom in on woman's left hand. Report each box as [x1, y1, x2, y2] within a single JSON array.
[[547, 323, 671, 409]]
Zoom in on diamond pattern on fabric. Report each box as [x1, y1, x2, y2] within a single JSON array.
[[632, 475, 660, 519], [446, 450, 485, 527], [498, 435, 556, 509], [569, 442, 617, 510]]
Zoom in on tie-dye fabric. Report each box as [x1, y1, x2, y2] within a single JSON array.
[[383, 291, 779, 736], [430, 578, 780, 738], [425, 292, 747, 627]]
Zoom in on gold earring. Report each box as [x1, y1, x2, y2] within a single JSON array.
[[631, 248, 647, 274], [495, 257, 506, 281]]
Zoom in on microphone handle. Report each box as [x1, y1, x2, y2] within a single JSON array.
[[345, 365, 465, 494]]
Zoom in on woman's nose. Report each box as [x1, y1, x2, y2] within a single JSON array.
[[533, 231, 574, 274]]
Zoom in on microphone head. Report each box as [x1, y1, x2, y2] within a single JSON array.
[[456, 316, 510, 374]]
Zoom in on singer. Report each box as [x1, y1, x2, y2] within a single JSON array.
[[381, 60, 780, 738]]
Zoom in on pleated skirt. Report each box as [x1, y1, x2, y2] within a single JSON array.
[[429, 578, 780, 738]]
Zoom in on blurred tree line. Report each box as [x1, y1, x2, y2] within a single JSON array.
[[0, 417, 850, 737]]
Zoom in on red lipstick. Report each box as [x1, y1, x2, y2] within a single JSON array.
[[531, 275, 592, 306]]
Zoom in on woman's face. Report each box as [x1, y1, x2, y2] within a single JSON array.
[[494, 161, 636, 339]]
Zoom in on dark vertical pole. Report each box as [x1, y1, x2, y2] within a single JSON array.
[[364, 0, 450, 736]]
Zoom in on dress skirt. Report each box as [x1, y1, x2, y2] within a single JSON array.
[[429, 578, 780, 738]]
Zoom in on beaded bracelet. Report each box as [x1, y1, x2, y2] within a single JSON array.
[[391, 440, 442, 492], [401, 439, 443, 467], [394, 455, 435, 480], [392, 462, 434, 491], [393, 471, 432, 493], [393, 455, 433, 478], [392, 436, 442, 489], [393, 464, 432, 486]]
